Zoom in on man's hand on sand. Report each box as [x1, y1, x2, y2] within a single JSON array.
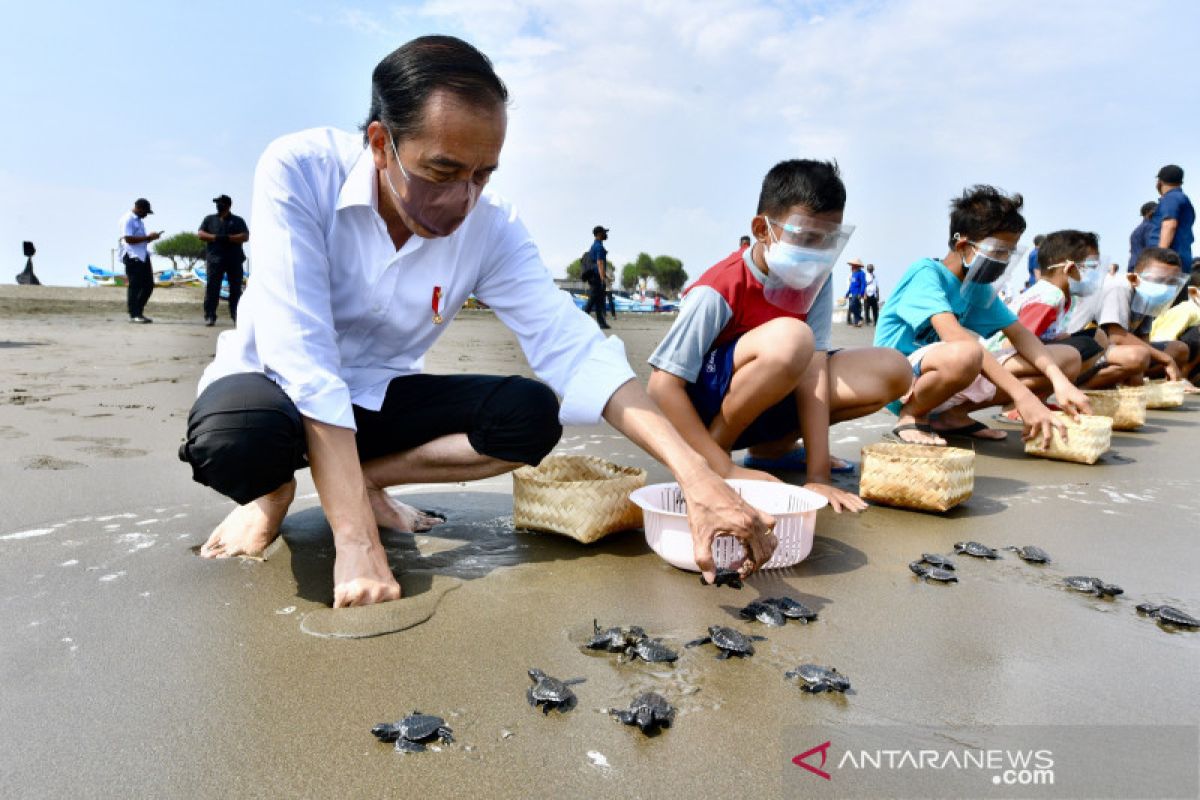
[[683, 469, 776, 583], [333, 539, 401, 607]]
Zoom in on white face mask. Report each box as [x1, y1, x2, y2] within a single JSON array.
[[1067, 264, 1103, 297], [758, 215, 854, 314]]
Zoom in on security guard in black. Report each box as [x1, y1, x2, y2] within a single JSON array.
[[197, 194, 249, 325]]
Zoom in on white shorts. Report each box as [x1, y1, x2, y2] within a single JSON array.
[[902, 341, 1013, 415]]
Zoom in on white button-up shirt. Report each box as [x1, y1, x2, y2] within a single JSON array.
[[198, 127, 635, 431], [118, 211, 148, 260]]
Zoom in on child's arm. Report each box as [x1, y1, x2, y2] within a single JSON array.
[[1103, 323, 1182, 380], [647, 369, 777, 482], [929, 314, 1067, 446], [1002, 322, 1094, 415], [795, 353, 867, 513]]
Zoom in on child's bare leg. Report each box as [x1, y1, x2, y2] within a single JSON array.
[[827, 348, 914, 422], [991, 344, 1081, 403], [895, 340, 983, 445], [709, 318, 814, 449], [1147, 341, 1189, 379], [1083, 344, 1150, 388]]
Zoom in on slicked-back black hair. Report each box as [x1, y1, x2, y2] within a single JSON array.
[[361, 35, 508, 145], [1037, 230, 1099, 269], [948, 185, 1026, 248], [756, 159, 846, 216]]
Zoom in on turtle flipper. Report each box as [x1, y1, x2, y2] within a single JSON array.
[[526, 688, 536, 707], [395, 738, 426, 753], [684, 637, 709, 648], [716, 649, 731, 660], [438, 728, 455, 744]]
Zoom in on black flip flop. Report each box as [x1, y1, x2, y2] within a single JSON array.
[[883, 422, 946, 446], [933, 420, 1007, 440]]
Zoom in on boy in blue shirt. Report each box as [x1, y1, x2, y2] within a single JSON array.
[[648, 160, 912, 512], [874, 186, 1090, 446]]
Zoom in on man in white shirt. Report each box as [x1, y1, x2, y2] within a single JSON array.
[[863, 263, 880, 325], [118, 198, 162, 323], [180, 35, 776, 607]]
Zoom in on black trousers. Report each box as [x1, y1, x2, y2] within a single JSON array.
[[864, 295, 879, 325], [203, 260, 244, 320], [123, 255, 154, 317], [847, 295, 863, 325], [179, 372, 562, 505], [582, 279, 607, 326]]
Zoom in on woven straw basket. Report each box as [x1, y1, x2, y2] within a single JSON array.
[[1024, 413, 1113, 464], [859, 443, 974, 512], [512, 455, 647, 543], [1144, 380, 1187, 409], [1083, 386, 1146, 430]]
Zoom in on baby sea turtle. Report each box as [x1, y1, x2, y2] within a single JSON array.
[[371, 711, 454, 753], [909, 561, 958, 583], [954, 541, 1000, 559], [1004, 545, 1051, 564], [526, 668, 585, 714], [700, 568, 744, 589], [763, 596, 819, 622], [1064, 576, 1124, 597], [739, 600, 786, 627], [684, 625, 766, 659], [623, 635, 679, 663], [785, 664, 852, 694], [609, 692, 676, 734], [1136, 604, 1200, 628], [919, 553, 956, 570], [586, 620, 646, 652]]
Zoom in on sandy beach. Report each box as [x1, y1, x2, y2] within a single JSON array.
[[2, 285, 1198, 798]]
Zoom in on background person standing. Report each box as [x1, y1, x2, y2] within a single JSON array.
[[864, 262, 880, 325], [845, 258, 866, 326], [582, 224, 610, 329], [1128, 200, 1158, 271], [118, 198, 161, 323], [197, 194, 250, 326], [1150, 164, 1194, 273]]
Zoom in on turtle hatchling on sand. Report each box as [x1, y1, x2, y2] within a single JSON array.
[[624, 635, 679, 663], [586, 620, 646, 652], [764, 596, 819, 622], [1005, 545, 1051, 563], [739, 600, 786, 627], [685, 625, 766, 659], [1064, 576, 1124, 597], [786, 664, 852, 694], [700, 568, 744, 589], [954, 541, 1001, 559], [371, 711, 454, 753], [1136, 604, 1200, 628], [909, 561, 958, 583], [526, 669, 585, 714], [919, 553, 956, 570], [610, 692, 676, 734]]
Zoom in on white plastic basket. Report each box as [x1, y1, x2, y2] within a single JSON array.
[[628, 479, 828, 571]]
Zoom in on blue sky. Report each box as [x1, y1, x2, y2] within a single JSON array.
[[2, 0, 1196, 292]]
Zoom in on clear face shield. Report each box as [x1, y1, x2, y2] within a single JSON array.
[[1131, 266, 1187, 318], [1043, 254, 1105, 298], [760, 214, 855, 314], [957, 235, 1027, 308]]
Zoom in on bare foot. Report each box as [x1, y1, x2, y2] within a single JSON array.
[[366, 486, 444, 533], [199, 480, 296, 558], [333, 540, 402, 607]]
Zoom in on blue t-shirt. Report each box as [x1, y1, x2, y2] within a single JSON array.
[[589, 240, 607, 266], [1128, 219, 1154, 272], [873, 257, 1018, 356], [846, 270, 866, 297], [1150, 188, 1195, 272], [1026, 247, 1039, 288]]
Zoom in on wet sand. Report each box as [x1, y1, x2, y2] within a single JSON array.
[[2, 285, 1198, 798]]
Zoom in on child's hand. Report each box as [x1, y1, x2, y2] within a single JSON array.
[[1166, 361, 1183, 382], [1017, 396, 1066, 448], [1056, 383, 1092, 419], [804, 482, 868, 513]]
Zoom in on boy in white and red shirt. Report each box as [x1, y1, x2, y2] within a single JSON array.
[[647, 159, 912, 512]]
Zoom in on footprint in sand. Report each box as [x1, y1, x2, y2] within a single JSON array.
[[22, 455, 86, 471], [0, 425, 28, 440], [54, 436, 148, 459], [299, 575, 463, 639]]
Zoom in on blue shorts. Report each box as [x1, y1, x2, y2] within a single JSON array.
[[685, 337, 800, 450]]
